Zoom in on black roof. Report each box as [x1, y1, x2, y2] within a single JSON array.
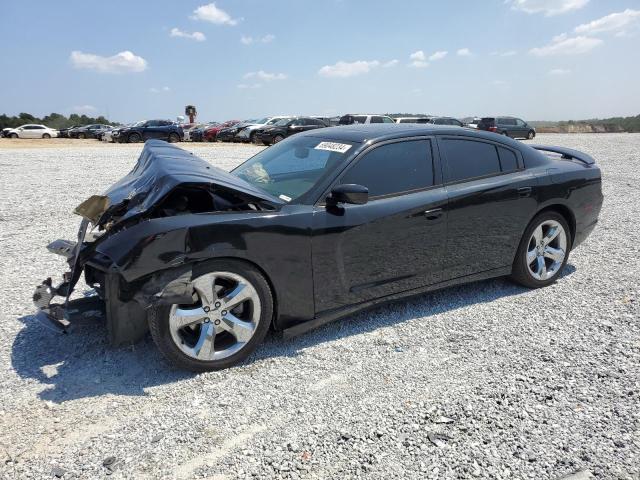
[[302, 123, 513, 145]]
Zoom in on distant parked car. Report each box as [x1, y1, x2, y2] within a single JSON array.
[[338, 114, 395, 125], [5, 124, 58, 139], [112, 120, 183, 143], [217, 120, 259, 143], [477, 117, 536, 139], [57, 125, 81, 138], [94, 125, 115, 141], [427, 117, 464, 127], [71, 124, 112, 139], [204, 120, 239, 142], [254, 117, 327, 145], [189, 123, 216, 142], [395, 117, 431, 124], [236, 117, 290, 143]]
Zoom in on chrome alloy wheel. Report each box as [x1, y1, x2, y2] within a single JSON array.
[[168, 271, 261, 361], [526, 220, 567, 280]]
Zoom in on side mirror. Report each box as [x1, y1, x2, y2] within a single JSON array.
[[327, 184, 368, 206]]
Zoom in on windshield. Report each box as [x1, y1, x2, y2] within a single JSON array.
[[233, 136, 356, 201]]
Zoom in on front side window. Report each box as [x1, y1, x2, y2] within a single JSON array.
[[441, 139, 502, 182], [515, 119, 527, 126], [382, 116, 395, 123], [340, 140, 434, 198], [234, 136, 356, 201]]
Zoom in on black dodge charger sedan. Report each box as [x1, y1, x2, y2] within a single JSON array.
[[33, 125, 602, 371], [112, 119, 183, 143]]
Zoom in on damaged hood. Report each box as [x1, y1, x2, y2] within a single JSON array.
[[75, 140, 282, 225]]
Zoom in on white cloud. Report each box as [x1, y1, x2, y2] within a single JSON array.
[[457, 48, 472, 56], [192, 3, 239, 25], [237, 83, 262, 89], [383, 59, 399, 67], [243, 70, 287, 81], [574, 9, 640, 35], [429, 51, 448, 61], [492, 50, 517, 56], [530, 34, 603, 56], [69, 50, 147, 74], [241, 34, 275, 45], [509, 0, 589, 16], [409, 51, 428, 68], [548, 68, 571, 75], [72, 105, 97, 114], [170, 28, 206, 42], [318, 60, 381, 77], [150, 86, 171, 93]]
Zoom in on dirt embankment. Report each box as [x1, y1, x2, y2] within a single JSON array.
[[537, 123, 626, 134]]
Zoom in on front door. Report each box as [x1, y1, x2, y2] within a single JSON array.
[[311, 138, 447, 314]]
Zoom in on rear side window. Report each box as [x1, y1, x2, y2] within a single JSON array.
[[497, 146, 519, 172], [341, 140, 434, 198], [353, 116, 367, 124], [441, 139, 501, 182]]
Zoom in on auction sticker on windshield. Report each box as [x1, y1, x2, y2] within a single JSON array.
[[315, 142, 352, 154]]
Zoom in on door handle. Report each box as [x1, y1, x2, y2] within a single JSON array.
[[517, 187, 532, 197], [423, 208, 443, 220]]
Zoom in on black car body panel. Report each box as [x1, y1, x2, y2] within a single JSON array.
[[33, 126, 602, 346]]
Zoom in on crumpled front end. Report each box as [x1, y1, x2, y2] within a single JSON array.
[[32, 140, 281, 345]]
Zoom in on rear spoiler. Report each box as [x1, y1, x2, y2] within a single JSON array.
[[530, 144, 595, 165]]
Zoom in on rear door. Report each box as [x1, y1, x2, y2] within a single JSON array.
[[437, 136, 538, 279], [311, 138, 447, 313]]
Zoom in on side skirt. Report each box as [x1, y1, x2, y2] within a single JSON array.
[[282, 266, 512, 339]]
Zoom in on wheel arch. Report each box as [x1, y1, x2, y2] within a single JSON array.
[[533, 204, 576, 246]]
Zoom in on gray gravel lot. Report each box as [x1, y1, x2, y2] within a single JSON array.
[[0, 134, 638, 480]]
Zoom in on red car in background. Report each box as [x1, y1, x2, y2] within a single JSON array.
[[204, 120, 239, 142]]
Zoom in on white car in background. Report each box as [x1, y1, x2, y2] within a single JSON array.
[[338, 114, 395, 125], [236, 116, 291, 143], [6, 124, 58, 139]]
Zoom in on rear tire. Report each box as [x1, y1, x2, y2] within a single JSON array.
[[510, 211, 572, 288], [168, 132, 180, 143], [148, 259, 273, 372]]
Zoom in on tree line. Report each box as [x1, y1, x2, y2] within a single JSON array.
[[0, 112, 118, 130]]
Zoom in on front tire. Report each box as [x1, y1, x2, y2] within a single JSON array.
[[148, 259, 273, 372], [128, 133, 141, 143], [510, 211, 572, 288], [42, 133, 51, 139], [78, 133, 86, 139], [527, 130, 535, 140], [168, 132, 180, 143], [273, 134, 285, 144], [9, 133, 18, 139]]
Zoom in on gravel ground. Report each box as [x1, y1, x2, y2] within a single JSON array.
[[0, 134, 638, 480]]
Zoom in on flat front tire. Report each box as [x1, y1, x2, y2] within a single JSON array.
[[510, 211, 572, 288], [148, 259, 273, 372]]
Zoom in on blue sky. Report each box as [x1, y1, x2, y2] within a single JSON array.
[[1, 0, 639, 122]]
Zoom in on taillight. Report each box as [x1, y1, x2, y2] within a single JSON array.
[[489, 126, 497, 132]]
